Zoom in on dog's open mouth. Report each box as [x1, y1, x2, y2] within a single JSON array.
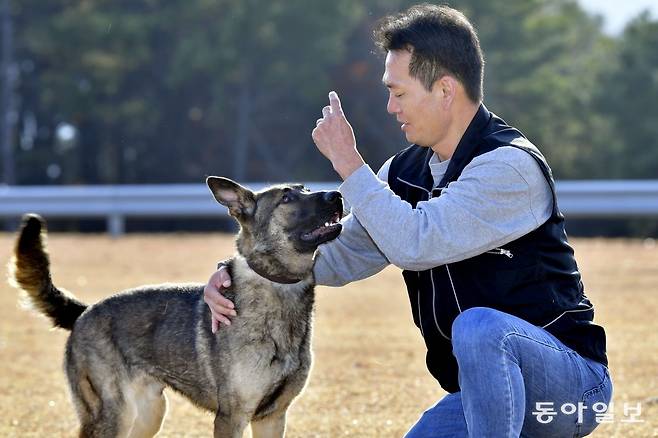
[[300, 211, 342, 242]]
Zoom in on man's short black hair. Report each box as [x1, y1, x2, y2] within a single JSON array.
[[374, 3, 484, 103]]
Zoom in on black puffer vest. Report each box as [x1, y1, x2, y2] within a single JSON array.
[[388, 105, 607, 393]]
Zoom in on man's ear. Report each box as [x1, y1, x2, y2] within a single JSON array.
[[435, 75, 457, 108], [206, 177, 256, 219]]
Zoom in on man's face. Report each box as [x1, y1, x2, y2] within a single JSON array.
[[382, 50, 449, 149]]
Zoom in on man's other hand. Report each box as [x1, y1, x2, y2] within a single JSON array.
[[203, 266, 236, 333]]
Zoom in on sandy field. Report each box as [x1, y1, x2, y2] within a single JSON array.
[[0, 231, 656, 437]]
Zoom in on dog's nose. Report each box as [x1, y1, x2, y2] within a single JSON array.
[[323, 191, 341, 203]]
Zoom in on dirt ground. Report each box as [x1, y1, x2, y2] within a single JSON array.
[[0, 232, 656, 437]]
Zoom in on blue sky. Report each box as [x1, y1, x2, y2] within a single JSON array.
[[577, 0, 658, 34]]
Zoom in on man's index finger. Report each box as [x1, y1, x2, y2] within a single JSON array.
[[329, 91, 342, 113]]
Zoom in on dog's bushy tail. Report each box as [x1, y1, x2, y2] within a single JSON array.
[[7, 214, 87, 330]]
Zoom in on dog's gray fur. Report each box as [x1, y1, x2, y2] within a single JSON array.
[[8, 177, 343, 438]]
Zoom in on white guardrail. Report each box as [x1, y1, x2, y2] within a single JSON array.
[[1, 181, 658, 236]]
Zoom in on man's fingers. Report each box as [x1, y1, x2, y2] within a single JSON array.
[[320, 91, 343, 120], [216, 292, 235, 309], [329, 91, 342, 113], [216, 303, 237, 317], [316, 118, 323, 126], [204, 283, 235, 309], [217, 266, 232, 287], [210, 309, 231, 327], [204, 294, 237, 317], [205, 266, 237, 333], [203, 286, 236, 314], [210, 276, 231, 290]]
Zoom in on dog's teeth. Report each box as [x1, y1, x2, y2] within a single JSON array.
[[324, 222, 329, 227]]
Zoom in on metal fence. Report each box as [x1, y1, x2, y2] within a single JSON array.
[[1, 180, 657, 236]]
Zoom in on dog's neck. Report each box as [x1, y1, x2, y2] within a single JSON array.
[[236, 250, 314, 285], [232, 253, 314, 287], [245, 257, 305, 284]]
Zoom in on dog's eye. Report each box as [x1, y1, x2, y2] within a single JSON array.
[[282, 194, 292, 203]]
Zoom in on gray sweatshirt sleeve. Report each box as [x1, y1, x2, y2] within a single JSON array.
[[312, 159, 394, 287], [337, 146, 553, 271]]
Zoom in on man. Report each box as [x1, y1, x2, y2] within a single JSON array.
[[204, 4, 611, 437]]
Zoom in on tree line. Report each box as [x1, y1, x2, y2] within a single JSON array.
[[7, 0, 658, 187]]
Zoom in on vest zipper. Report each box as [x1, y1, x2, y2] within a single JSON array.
[[396, 177, 431, 195], [486, 247, 514, 258], [416, 272, 425, 339], [445, 265, 462, 314], [430, 269, 451, 340]]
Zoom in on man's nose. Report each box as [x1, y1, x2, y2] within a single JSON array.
[[387, 94, 400, 115]]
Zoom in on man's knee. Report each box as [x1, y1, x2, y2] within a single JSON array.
[[452, 307, 508, 338], [451, 307, 512, 355]]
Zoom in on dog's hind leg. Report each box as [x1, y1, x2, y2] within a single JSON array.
[[68, 371, 135, 438], [66, 340, 136, 437], [124, 375, 167, 438], [71, 370, 166, 437], [78, 407, 129, 438], [65, 360, 122, 437], [250, 411, 287, 438]]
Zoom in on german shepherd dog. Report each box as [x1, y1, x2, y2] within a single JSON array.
[[8, 177, 343, 438]]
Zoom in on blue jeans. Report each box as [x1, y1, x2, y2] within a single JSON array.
[[405, 307, 612, 438]]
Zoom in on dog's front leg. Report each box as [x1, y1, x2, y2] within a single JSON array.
[[213, 411, 249, 438], [250, 411, 287, 438]]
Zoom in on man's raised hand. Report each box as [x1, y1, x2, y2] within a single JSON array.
[[311, 91, 365, 180]]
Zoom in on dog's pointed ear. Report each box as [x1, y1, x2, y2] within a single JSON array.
[[207, 177, 256, 219]]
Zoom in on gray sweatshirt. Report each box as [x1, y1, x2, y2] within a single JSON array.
[[313, 145, 553, 286]]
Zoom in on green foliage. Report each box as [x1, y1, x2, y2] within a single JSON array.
[[7, 0, 658, 187], [594, 12, 658, 178], [13, 0, 362, 183]]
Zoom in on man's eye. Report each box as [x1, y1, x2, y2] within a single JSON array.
[[395, 93, 404, 98]]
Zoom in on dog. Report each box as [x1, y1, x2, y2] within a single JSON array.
[[8, 177, 343, 438]]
